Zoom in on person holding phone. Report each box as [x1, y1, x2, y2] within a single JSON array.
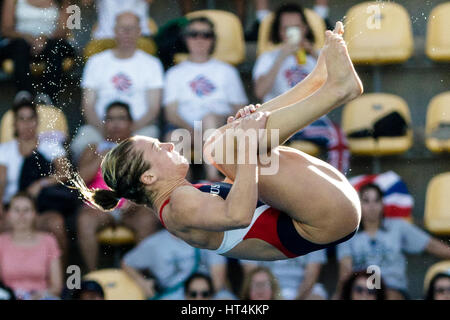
[[253, 3, 351, 175], [253, 3, 319, 103]]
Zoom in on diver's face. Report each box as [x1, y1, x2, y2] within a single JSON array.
[[133, 136, 189, 183]]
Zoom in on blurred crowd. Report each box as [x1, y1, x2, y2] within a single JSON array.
[[0, 0, 449, 301]]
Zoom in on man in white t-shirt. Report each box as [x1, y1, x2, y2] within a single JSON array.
[[163, 17, 248, 180], [71, 12, 164, 161]]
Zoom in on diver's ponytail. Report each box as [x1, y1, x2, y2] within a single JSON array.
[[92, 189, 120, 211], [70, 171, 120, 211]]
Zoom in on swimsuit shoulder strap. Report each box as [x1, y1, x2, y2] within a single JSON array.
[[158, 198, 171, 229], [158, 183, 212, 228]]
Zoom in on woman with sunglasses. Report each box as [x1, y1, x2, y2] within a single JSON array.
[[73, 23, 363, 262], [184, 273, 215, 300], [163, 16, 248, 181]]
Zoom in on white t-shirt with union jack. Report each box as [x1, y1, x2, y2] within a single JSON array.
[[253, 49, 317, 103], [164, 59, 248, 127], [81, 49, 164, 121]]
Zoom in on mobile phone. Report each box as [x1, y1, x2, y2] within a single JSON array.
[[286, 26, 302, 45]]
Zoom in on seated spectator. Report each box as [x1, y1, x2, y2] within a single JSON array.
[[81, 0, 157, 58], [73, 280, 105, 300], [0, 99, 72, 259], [76, 101, 160, 272], [252, 3, 349, 174], [241, 249, 328, 300], [71, 11, 164, 162], [335, 183, 450, 300], [0, 0, 76, 103], [240, 266, 281, 300], [163, 16, 248, 180], [425, 272, 450, 300], [121, 228, 231, 300], [0, 193, 62, 300], [340, 270, 386, 300], [184, 273, 214, 300], [245, 0, 332, 41]]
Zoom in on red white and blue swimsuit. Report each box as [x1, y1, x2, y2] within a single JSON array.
[[159, 182, 356, 258]]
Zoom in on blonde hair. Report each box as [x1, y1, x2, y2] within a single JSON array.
[[72, 138, 153, 211], [240, 266, 282, 300]]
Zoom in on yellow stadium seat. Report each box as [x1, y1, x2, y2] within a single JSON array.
[[343, 1, 413, 65], [83, 18, 158, 60], [342, 93, 413, 156], [0, 104, 68, 143], [84, 269, 145, 300], [97, 225, 136, 246], [256, 9, 326, 56], [174, 10, 245, 65], [425, 91, 450, 153], [286, 140, 320, 157], [423, 260, 450, 293], [426, 3, 450, 62], [424, 172, 450, 235]]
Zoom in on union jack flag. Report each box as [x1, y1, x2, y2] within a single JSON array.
[[189, 75, 216, 97], [284, 65, 310, 88], [112, 72, 132, 92], [290, 116, 350, 174], [349, 171, 414, 219]]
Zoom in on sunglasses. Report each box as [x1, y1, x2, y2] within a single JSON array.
[[187, 290, 211, 298], [435, 287, 450, 294], [353, 285, 377, 295], [185, 30, 214, 39]]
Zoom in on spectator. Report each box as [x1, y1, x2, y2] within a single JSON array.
[[340, 270, 386, 300], [0, 99, 71, 259], [81, 0, 157, 58], [76, 101, 160, 272], [163, 16, 248, 180], [71, 11, 164, 162], [335, 183, 450, 300], [184, 272, 214, 300], [253, 1, 319, 104], [73, 280, 105, 300], [242, 249, 328, 300], [246, 0, 332, 41], [252, 2, 349, 174], [121, 229, 231, 300], [0, 0, 76, 102], [0, 192, 62, 300], [425, 272, 450, 300], [240, 266, 281, 300]]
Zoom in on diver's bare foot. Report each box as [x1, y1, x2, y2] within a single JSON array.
[[323, 22, 363, 102], [309, 21, 347, 86]]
